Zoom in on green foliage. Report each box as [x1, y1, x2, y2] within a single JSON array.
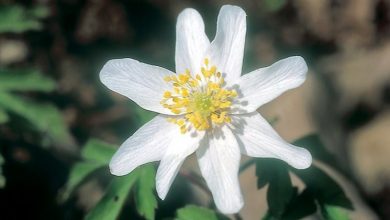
[[0, 5, 49, 33], [175, 205, 228, 220], [256, 159, 295, 218], [81, 139, 117, 164], [0, 108, 9, 124], [0, 69, 55, 92], [0, 93, 71, 145], [62, 139, 116, 200], [0, 154, 5, 188], [63, 104, 159, 219], [135, 165, 158, 220], [0, 68, 71, 145], [322, 205, 350, 220], [63, 139, 158, 220], [292, 165, 353, 209], [85, 172, 140, 220], [263, 0, 287, 12], [256, 134, 353, 220], [61, 162, 103, 201], [279, 189, 317, 220]]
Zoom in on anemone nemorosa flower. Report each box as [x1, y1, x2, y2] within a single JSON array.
[[100, 5, 312, 214]]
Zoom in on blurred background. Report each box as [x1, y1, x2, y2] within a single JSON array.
[[0, 0, 389, 219]]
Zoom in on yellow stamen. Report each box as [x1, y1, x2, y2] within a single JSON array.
[[161, 58, 237, 133]]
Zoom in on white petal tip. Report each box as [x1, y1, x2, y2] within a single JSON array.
[[99, 59, 127, 84], [217, 200, 244, 214], [108, 160, 132, 176], [221, 5, 246, 15], [288, 56, 308, 77], [179, 8, 198, 15], [156, 185, 168, 200], [177, 8, 202, 25], [292, 148, 312, 169]]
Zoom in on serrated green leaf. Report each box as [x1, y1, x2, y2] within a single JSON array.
[[322, 205, 350, 220], [61, 162, 103, 201], [0, 5, 49, 33], [81, 139, 116, 164], [176, 205, 229, 220], [256, 159, 294, 218], [85, 172, 139, 220], [0, 69, 55, 92], [0, 92, 72, 145], [135, 165, 157, 220], [292, 165, 353, 210], [0, 108, 9, 124], [0, 154, 5, 188]]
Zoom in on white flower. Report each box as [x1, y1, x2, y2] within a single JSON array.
[[100, 5, 312, 214]]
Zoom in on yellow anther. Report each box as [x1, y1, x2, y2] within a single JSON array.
[[163, 91, 172, 98], [204, 58, 209, 66], [181, 88, 189, 96], [177, 119, 185, 126], [210, 66, 216, 75], [171, 109, 181, 114], [180, 125, 187, 134], [179, 74, 189, 83]]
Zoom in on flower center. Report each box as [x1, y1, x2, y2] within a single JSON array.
[[161, 58, 237, 133]]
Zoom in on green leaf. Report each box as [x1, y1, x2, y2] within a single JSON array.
[[281, 189, 317, 220], [81, 139, 116, 164], [175, 205, 229, 220], [62, 139, 117, 201], [61, 162, 103, 201], [256, 159, 294, 218], [293, 134, 343, 171], [0, 92, 72, 145], [292, 165, 353, 210], [135, 165, 157, 220], [85, 172, 139, 220], [0, 69, 55, 92], [0, 108, 9, 124], [322, 205, 350, 220], [0, 154, 5, 188], [0, 5, 49, 33]]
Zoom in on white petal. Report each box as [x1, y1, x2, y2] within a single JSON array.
[[196, 126, 243, 214], [100, 58, 175, 115], [230, 112, 312, 169], [156, 131, 205, 199], [109, 115, 177, 176], [175, 8, 210, 75], [207, 5, 246, 85], [233, 56, 308, 113]]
